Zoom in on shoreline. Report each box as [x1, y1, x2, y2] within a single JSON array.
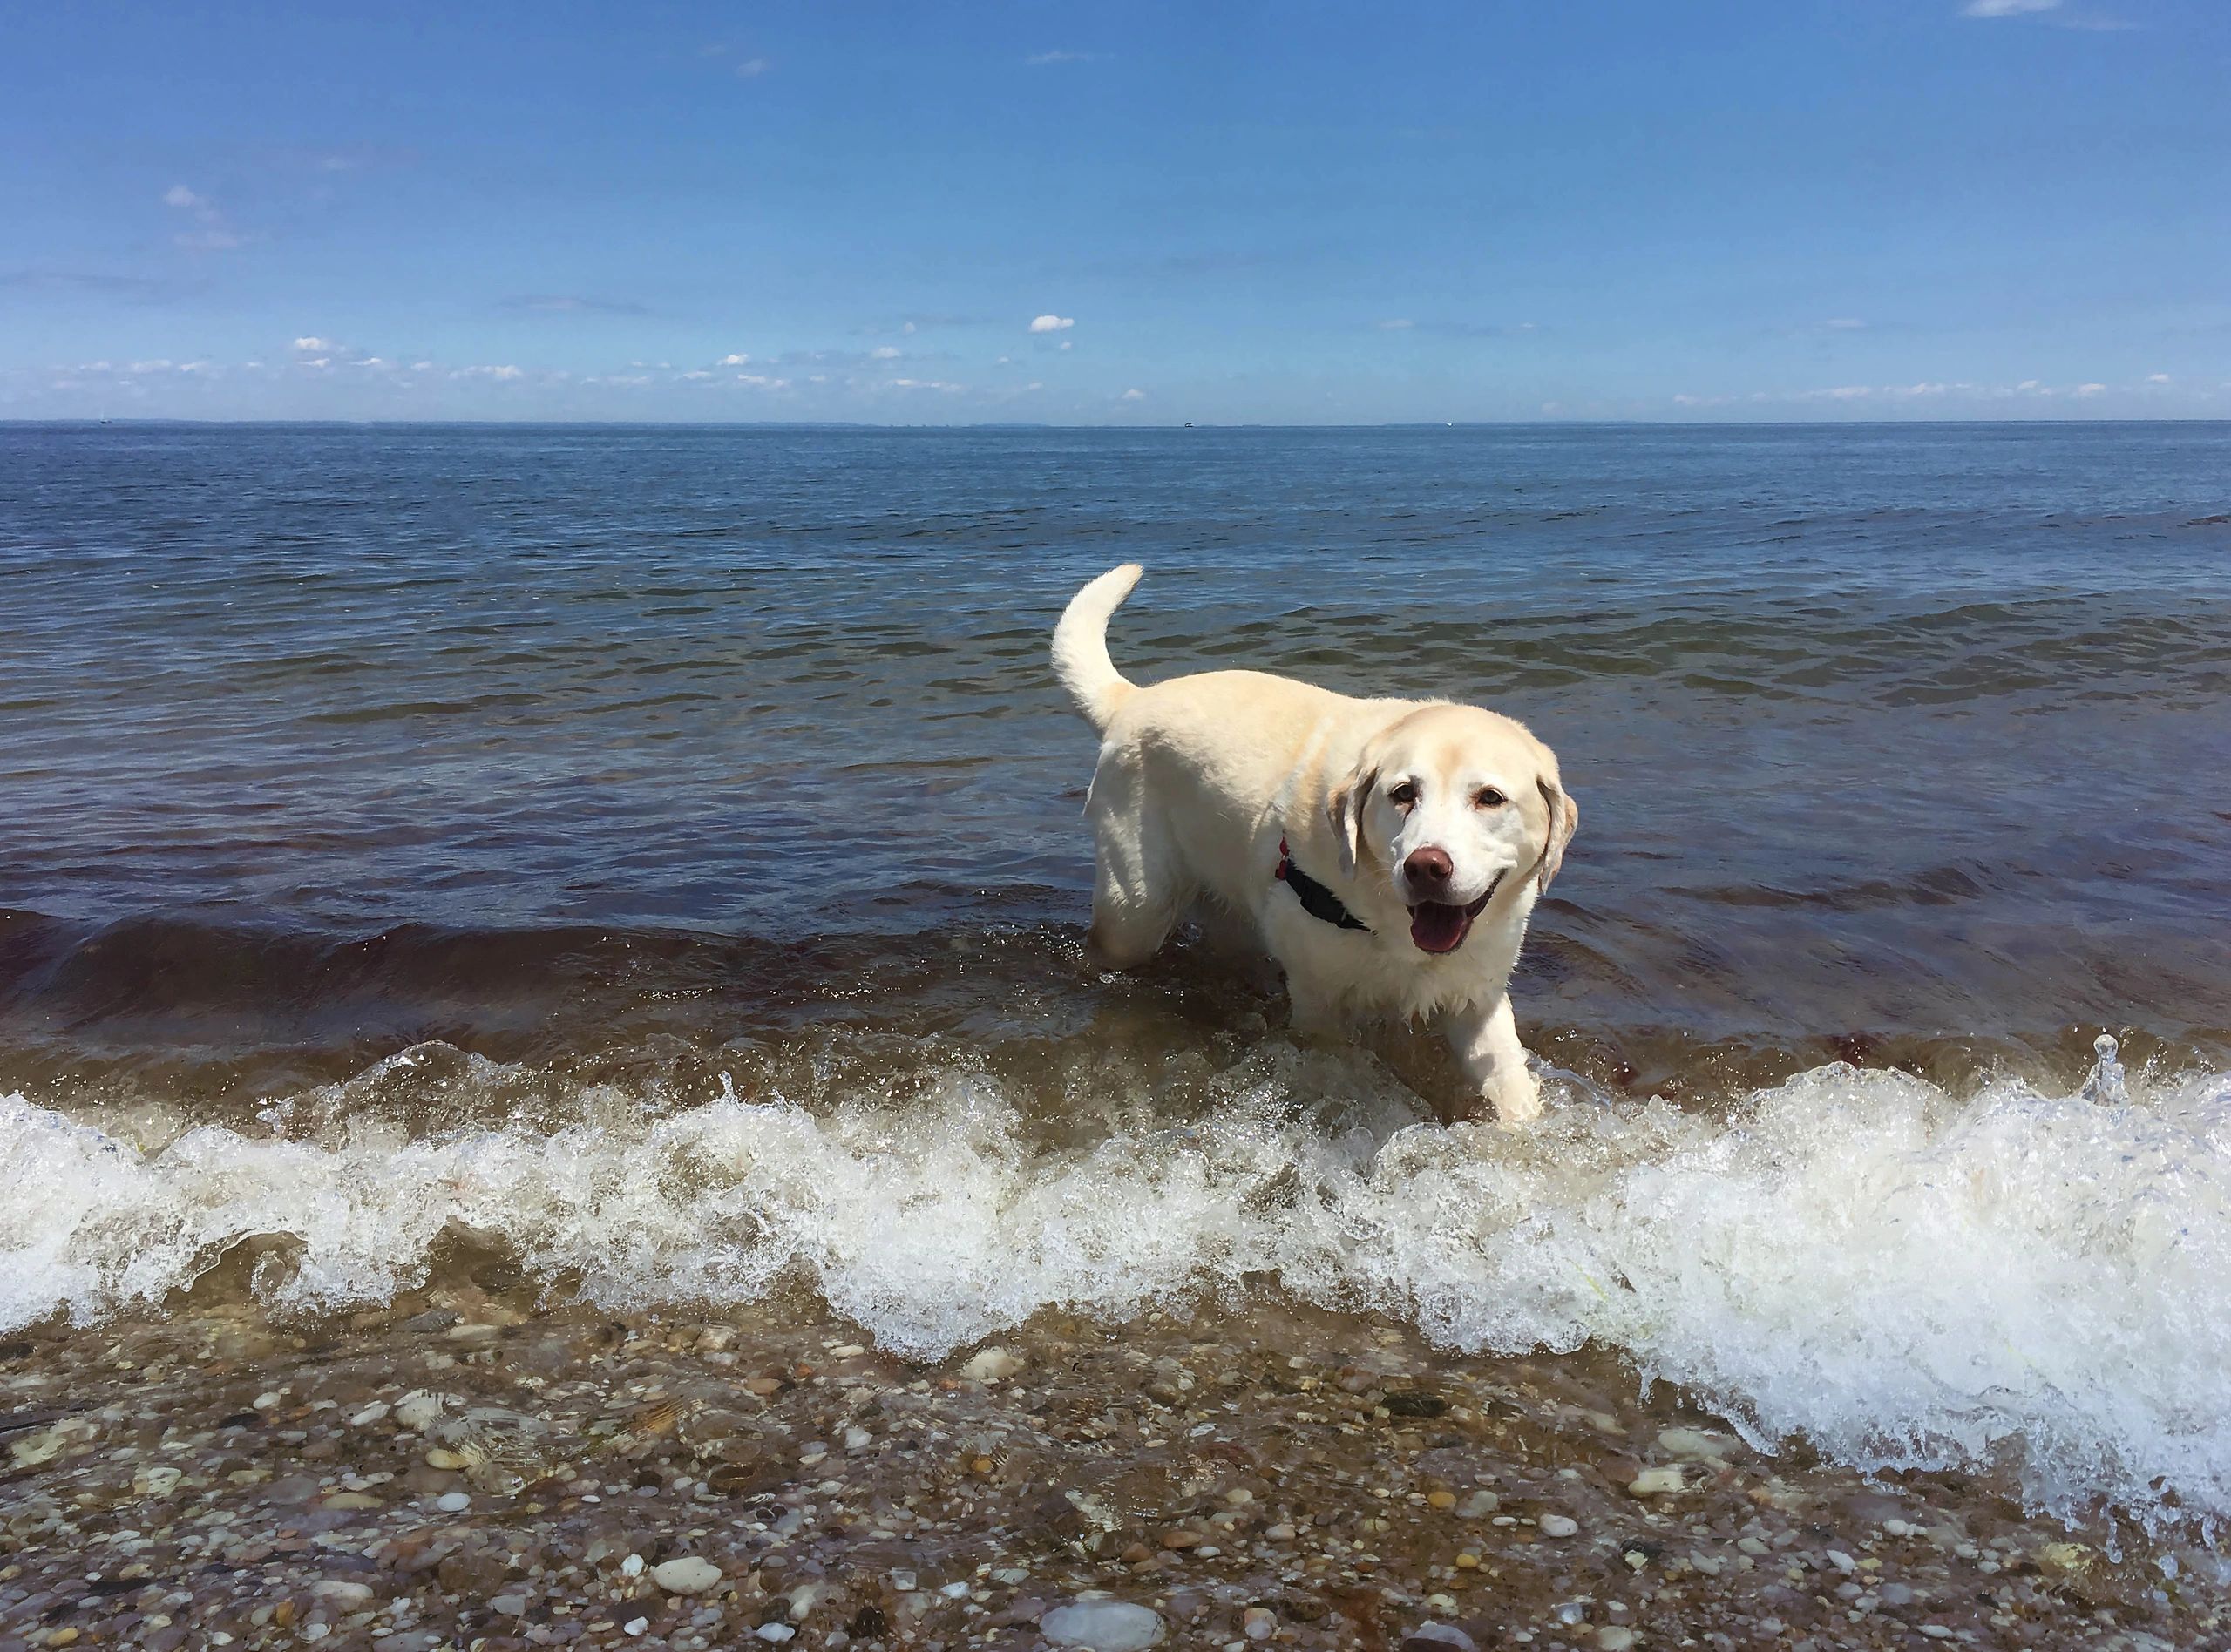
[[4, 1290, 2220, 1652]]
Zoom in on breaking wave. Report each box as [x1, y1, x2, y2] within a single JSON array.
[[5, 1035, 2228, 1536]]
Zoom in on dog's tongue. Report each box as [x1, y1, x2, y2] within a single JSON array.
[[1408, 902, 1469, 954]]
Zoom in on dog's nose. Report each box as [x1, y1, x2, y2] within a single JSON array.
[[1403, 847, 1454, 885]]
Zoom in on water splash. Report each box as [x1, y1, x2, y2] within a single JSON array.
[[4, 1042, 2229, 1537], [2081, 1032, 2130, 1107]]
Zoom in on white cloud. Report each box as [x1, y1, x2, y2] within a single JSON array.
[[453, 364, 524, 381], [1120, 388, 1145, 401], [1025, 50, 1099, 65], [890, 377, 963, 392], [1058, 340, 1073, 351], [735, 57, 769, 78], [1376, 318, 1415, 331], [901, 321, 917, 335], [293, 337, 337, 353], [682, 370, 715, 381], [870, 345, 902, 360], [1027, 314, 1075, 334], [163, 183, 241, 251], [1963, 0, 2058, 13], [2146, 372, 2172, 383], [2074, 382, 2106, 396], [718, 353, 753, 366]]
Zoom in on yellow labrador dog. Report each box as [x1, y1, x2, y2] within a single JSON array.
[[1053, 564, 1577, 1124]]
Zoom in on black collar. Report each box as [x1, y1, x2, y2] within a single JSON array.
[[1275, 837, 1372, 932]]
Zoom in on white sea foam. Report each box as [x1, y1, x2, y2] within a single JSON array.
[[4, 1039, 2228, 1534]]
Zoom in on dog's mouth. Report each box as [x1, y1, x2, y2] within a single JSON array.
[[1407, 873, 1502, 954]]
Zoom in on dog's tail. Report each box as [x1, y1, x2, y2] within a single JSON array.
[[1051, 562, 1143, 733]]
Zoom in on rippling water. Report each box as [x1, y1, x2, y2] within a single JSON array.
[[4, 420, 2229, 1534]]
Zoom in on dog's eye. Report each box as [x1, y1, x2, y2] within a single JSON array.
[[1475, 787, 1508, 809], [1387, 781, 1419, 811]]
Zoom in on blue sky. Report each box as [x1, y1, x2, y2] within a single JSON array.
[[4, 1, 2225, 423]]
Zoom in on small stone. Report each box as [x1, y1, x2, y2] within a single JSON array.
[[1597, 1630, 1637, 1651], [653, 1557, 723, 1595], [492, 1593, 527, 1615], [1455, 1491, 1500, 1518], [394, 1391, 444, 1431], [828, 1343, 865, 1358], [1919, 1628, 1953, 1642], [962, 1347, 1025, 1382], [1455, 1551, 1480, 1568], [349, 1401, 391, 1427], [889, 1568, 918, 1593], [1041, 1600, 1165, 1650], [940, 1581, 972, 1599], [1160, 1529, 1204, 1549], [322, 1492, 383, 1510], [1427, 1490, 1457, 1510], [434, 1491, 471, 1513], [1402, 1625, 1478, 1651], [313, 1581, 374, 1607], [1265, 1523, 1297, 1541], [1827, 1549, 1856, 1574], [1877, 1582, 1916, 1607], [624, 1617, 650, 1636], [1656, 1426, 1735, 1461], [1538, 1513, 1579, 1539], [844, 1427, 872, 1452], [755, 1627, 796, 1644], [445, 1322, 499, 1341], [1244, 1606, 1278, 1641], [1627, 1466, 1685, 1497], [620, 1554, 646, 1577], [424, 1448, 469, 1470]]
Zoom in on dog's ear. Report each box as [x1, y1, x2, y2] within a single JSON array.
[[1531, 774, 1578, 894], [1326, 765, 1377, 877]]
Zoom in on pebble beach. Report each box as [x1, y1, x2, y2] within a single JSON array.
[[5, 1290, 2221, 1652]]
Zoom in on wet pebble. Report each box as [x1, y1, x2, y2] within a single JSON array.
[[652, 1556, 723, 1594], [1403, 1623, 1477, 1650], [1041, 1599, 1166, 1649], [1539, 1513, 1579, 1538], [962, 1346, 1025, 1382]]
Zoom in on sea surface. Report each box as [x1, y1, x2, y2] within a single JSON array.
[[4, 420, 2229, 1539]]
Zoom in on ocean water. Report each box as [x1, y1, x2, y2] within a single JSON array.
[[3, 420, 2229, 1536]]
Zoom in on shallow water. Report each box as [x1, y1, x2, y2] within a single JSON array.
[[4, 420, 2229, 1542]]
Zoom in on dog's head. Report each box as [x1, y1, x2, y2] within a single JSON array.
[[1327, 703, 1577, 956]]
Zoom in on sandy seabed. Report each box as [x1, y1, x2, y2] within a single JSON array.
[[1, 1284, 2221, 1652]]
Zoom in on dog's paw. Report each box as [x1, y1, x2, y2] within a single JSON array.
[[1486, 1069, 1543, 1129]]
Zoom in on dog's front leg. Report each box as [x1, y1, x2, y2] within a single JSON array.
[[1284, 972, 1346, 1042], [1447, 993, 1541, 1126]]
